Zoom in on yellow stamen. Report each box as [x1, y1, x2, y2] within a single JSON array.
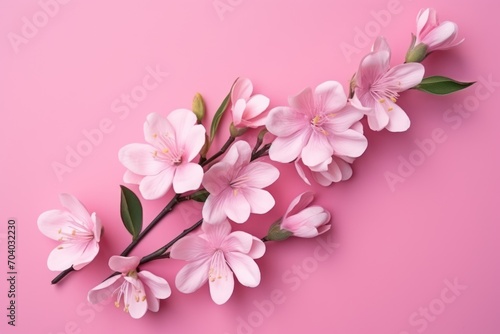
[[388, 107, 394, 112], [162, 148, 169, 154], [141, 295, 147, 302], [124, 305, 129, 313], [152, 133, 158, 138], [57, 246, 64, 250], [390, 97, 397, 103], [153, 150, 158, 157], [115, 302, 120, 308], [379, 98, 386, 103], [312, 115, 320, 125], [233, 188, 238, 196], [135, 295, 140, 302], [58, 228, 62, 234], [71, 230, 76, 236]]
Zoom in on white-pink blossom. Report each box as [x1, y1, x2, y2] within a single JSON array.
[[170, 220, 265, 305], [119, 109, 206, 199], [231, 77, 270, 129], [37, 193, 101, 271], [354, 37, 425, 132], [202, 141, 279, 224], [88, 256, 171, 319], [266, 80, 367, 168]]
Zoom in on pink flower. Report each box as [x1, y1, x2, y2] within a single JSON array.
[[170, 220, 265, 305], [231, 77, 270, 129], [415, 8, 463, 54], [119, 110, 206, 199], [268, 192, 331, 240], [88, 256, 171, 319], [354, 37, 425, 132], [294, 122, 362, 186], [202, 141, 279, 224], [266, 80, 367, 168], [37, 193, 101, 271], [295, 155, 354, 186]]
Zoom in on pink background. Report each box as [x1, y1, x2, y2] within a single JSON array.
[[1, 0, 499, 333]]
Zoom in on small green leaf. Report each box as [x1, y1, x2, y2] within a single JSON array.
[[190, 189, 210, 202], [120, 185, 143, 240], [209, 79, 238, 144], [415, 76, 475, 95], [210, 92, 231, 143]]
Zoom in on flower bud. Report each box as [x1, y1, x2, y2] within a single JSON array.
[[229, 122, 248, 137], [192, 93, 205, 123], [266, 220, 293, 241], [405, 42, 428, 63]]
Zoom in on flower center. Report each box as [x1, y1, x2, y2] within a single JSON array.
[[310, 114, 329, 136], [151, 132, 184, 166], [208, 250, 230, 282], [369, 81, 400, 112], [113, 274, 147, 313], [56, 217, 94, 248]]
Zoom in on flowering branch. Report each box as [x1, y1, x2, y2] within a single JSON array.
[[38, 7, 476, 319]]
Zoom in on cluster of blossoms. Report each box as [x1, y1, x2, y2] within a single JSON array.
[[38, 8, 469, 318]]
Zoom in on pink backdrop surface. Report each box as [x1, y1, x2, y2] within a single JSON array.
[[1, 0, 499, 333]]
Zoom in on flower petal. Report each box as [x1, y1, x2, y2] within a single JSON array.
[[225, 191, 251, 224], [88, 275, 122, 304], [301, 132, 333, 167], [72, 240, 100, 270], [221, 231, 253, 254], [385, 102, 411, 132], [119, 143, 166, 176], [239, 162, 279, 188], [139, 167, 175, 200], [221, 141, 252, 167], [172, 163, 203, 193], [356, 50, 390, 89], [330, 129, 368, 157], [170, 235, 211, 262], [127, 279, 148, 319], [202, 193, 230, 224], [202, 162, 232, 196], [247, 237, 266, 259], [123, 170, 144, 184], [384, 63, 425, 91], [294, 159, 312, 186], [183, 124, 206, 162], [367, 102, 390, 131], [225, 252, 261, 287], [243, 94, 269, 121], [167, 108, 198, 149], [314, 81, 347, 112], [269, 130, 309, 163], [138, 271, 171, 299], [37, 209, 74, 240], [47, 242, 91, 271], [59, 193, 92, 226], [175, 258, 210, 294], [231, 77, 253, 102], [241, 188, 275, 215], [266, 106, 308, 137], [288, 86, 315, 117], [231, 99, 246, 127], [109, 256, 140, 273], [209, 264, 234, 305], [285, 192, 315, 218], [143, 113, 173, 146]]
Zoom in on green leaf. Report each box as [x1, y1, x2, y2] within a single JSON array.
[[209, 79, 238, 143], [190, 189, 210, 202], [120, 185, 143, 240], [415, 76, 475, 95]]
